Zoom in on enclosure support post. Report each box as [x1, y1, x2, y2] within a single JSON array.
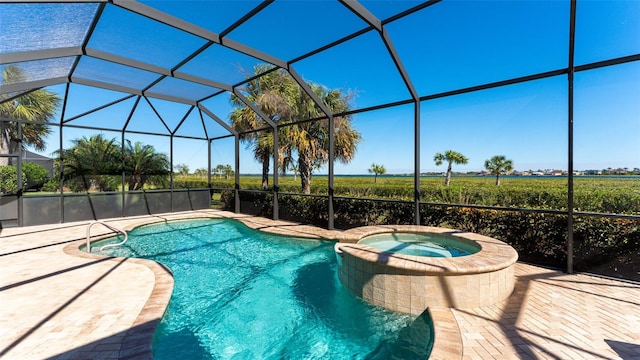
[[208, 139, 212, 204], [566, 0, 577, 274], [230, 89, 277, 217], [16, 123, 23, 227], [59, 120, 64, 224], [170, 134, 174, 213], [207, 139, 212, 187], [414, 101, 421, 225], [340, 3, 422, 226], [120, 95, 140, 218], [58, 84, 70, 224], [328, 114, 335, 230], [121, 131, 126, 218], [234, 134, 240, 214], [273, 127, 279, 220]]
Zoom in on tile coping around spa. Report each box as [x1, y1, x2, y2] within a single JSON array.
[[64, 211, 465, 360], [337, 225, 519, 275]]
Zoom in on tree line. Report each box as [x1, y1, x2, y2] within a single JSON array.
[[174, 163, 234, 179], [370, 151, 514, 187], [433, 150, 513, 186]]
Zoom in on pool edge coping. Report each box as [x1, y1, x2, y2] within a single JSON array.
[[428, 307, 464, 360], [64, 239, 174, 360]]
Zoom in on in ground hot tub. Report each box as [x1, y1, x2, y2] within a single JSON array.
[[335, 225, 518, 315], [358, 232, 480, 258]]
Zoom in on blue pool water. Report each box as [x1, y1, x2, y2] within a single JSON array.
[[94, 219, 433, 359], [358, 232, 479, 258]]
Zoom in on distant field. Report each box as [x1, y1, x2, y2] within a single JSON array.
[[202, 175, 640, 214]]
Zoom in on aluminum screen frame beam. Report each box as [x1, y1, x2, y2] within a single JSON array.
[[113, 0, 287, 69], [567, 0, 577, 275], [112, 0, 221, 43], [231, 88, 279, 219], [0, 89, 39, 106], [198, 104, 237, 136], [70, 77, 142, 96], [110, 0, 284, 106], [0, 46, 82, 64], [0, 77, 67, 94], [63, 93, 136, 124], [340, 0, 422, 225], [84, 48, 171, 76], [84, 50, 233, 92], [286, 66, 337, 229]]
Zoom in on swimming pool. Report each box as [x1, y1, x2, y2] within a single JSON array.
[[93, 219, 433, 359]]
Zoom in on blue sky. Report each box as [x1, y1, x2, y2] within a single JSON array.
[[31, 0, 639, 175]]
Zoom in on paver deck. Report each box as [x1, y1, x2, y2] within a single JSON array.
[[1, 210, 638, 359]]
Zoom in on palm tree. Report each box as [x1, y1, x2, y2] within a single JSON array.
[[368, 163, 386, 183], [0, 66, 60, 166], [124, 141, 170, 190], [287, 83, 361, 194], [484, 155, 514, 186], [230, 65, 294, 190], [194, 168, 208, 177], [223, 164, 234, 180], [214, 164, 225, 179], [175, 163, 189, 176], [434, 150, 468, 186], [231, 67, 360, 194], [57, 134, 121, 191]]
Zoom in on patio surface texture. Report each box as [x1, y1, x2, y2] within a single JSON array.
[[1, 209, 638, 360]]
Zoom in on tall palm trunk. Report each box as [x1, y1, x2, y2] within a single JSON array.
[[299, 156, 313, 195], [495, 174, 501, 186], [127, 176, 136, 191], [260, 153, 270, 190], [445, 162, 453, 186]]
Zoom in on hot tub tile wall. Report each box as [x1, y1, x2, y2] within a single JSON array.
[[336, 225, 518, 315], [338, 253, 515, 314]]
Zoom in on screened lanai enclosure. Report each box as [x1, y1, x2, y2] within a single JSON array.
[[1, 0, 639, 280]]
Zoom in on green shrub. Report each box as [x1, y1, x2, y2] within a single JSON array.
[[573, 217, 640, 274], [0, 166, 21, 193], [42, 177, 60, 192], [22, 162, 50, 191], [173, 177, 208, 189], [64, 175, 121, 192]]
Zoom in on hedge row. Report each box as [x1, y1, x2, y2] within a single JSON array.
[[0, 163, 50, 193], [210, 176, 640, 214], [219, 190, 639, 281], [174, 178, 209, 189]]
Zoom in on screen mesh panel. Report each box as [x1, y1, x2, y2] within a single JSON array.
[[0, 3, 98, 54]]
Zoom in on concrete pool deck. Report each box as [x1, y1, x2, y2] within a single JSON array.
[[0, 209, 638, 359]]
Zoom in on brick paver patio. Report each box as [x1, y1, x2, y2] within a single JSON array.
[[1, 210, 638, 359]]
